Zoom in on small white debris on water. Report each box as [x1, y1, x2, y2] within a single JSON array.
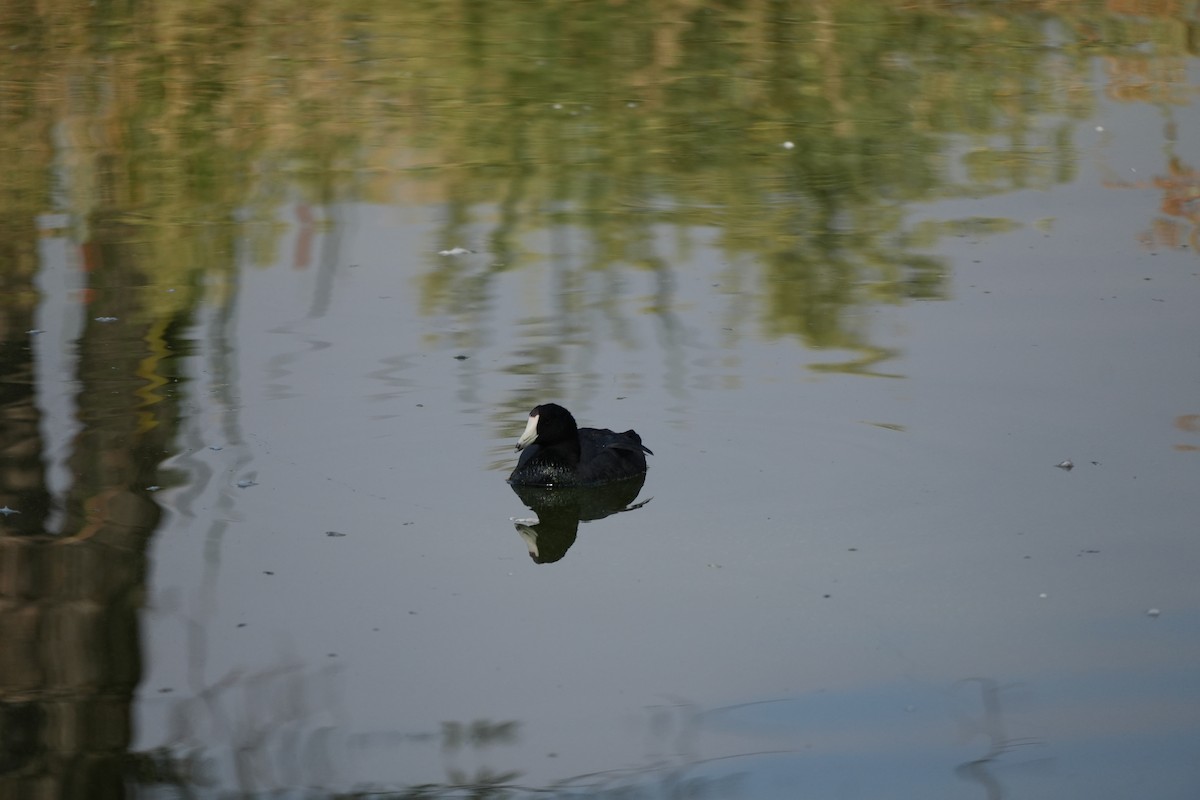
[[782, 141, 795, 150], [95, 316, 118, 323], [438, 247, 473, 256], [1039, 593, 1048, 599], [1055, 459, 1074, 471], [1147, 608, 1161, 618], [236, 479, 258, 489], [1095, 125, 1104, 132], [0, 506, 20, 516]]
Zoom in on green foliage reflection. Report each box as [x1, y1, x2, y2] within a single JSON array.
[[1, 0, 1195, 361]]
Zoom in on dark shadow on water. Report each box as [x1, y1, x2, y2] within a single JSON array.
[[953, 677, 1050, 800], [508, 475, 651, 564]]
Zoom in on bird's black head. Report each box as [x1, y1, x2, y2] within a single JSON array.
[[515, 403, 579, 451]]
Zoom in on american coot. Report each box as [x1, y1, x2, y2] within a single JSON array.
[[507, 403, 653, 487]]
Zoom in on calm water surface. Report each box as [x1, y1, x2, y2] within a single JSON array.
[[1, 4, 1198, 799]]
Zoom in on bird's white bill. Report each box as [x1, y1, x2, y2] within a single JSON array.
[[515, 524, 539, 558], [515, 412, 540, 450]]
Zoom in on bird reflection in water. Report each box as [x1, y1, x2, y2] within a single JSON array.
[[508, 474, 650, 564]]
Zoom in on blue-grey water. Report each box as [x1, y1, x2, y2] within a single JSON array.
[[1, 6, 1198, 799]]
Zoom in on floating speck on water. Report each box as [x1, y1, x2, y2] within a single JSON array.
[[263, 571, 274, 575], [1055, 459, 1074, 471], [209, 445, 223, 451], [782, 141, 795, 150], [325, 531, 346, 537], [1095, 125, 1104, 132], [453, 354, 468, 361], [146, 485, 161, 492], [0, 506, 20, 517], [237, 623, 247, 628], [95, 316, 118, 323], [438, 247, 473, 256], [1039, 593, 1049, 599], [552, 103, 563, 110], [236, 479, 258, 489], [1147, 608, 1161, 618], [27, 329, 44, 335]]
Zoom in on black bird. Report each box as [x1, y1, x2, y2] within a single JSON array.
[[507, 403, 652, 487]]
